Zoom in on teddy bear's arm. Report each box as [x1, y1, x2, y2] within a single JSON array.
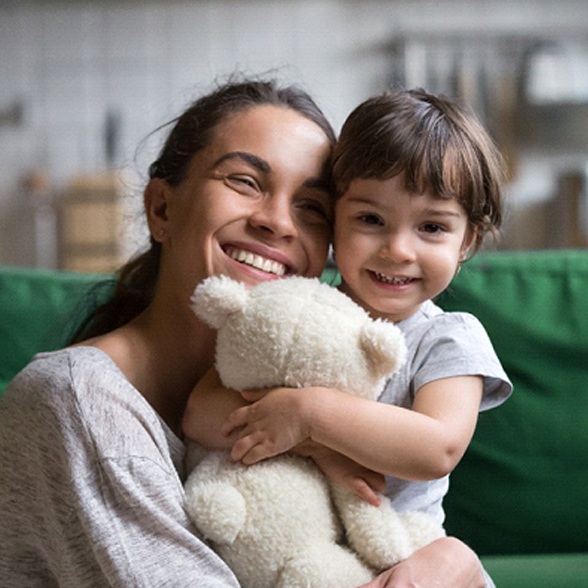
[[182, 368, 247, 449]]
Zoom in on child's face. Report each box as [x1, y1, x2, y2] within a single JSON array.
[[334, 172, 472, 322]]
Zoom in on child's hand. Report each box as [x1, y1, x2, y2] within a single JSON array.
[[306, 444, 385, 507], [222, 387, 313, 465]]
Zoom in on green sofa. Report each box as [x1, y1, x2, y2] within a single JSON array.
[[1, 250, 588, 586]]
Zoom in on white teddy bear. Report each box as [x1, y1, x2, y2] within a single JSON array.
[[184, 275, 445, 588]]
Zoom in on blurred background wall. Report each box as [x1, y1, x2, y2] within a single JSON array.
[[1, 0, 587, 271]]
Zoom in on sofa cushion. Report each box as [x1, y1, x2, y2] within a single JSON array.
[[481, 552, 588, 588], [438, 250, 588, 556]]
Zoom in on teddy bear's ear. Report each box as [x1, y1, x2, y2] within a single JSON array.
[[190, 275, 249, 329], [360, 320, 407, 378]]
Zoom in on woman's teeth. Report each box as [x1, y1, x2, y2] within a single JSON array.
[[374, 271, 413, 285], [226, 247, 286, 276]]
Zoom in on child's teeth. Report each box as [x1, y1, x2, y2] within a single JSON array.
[[375, 272, 411, 285]]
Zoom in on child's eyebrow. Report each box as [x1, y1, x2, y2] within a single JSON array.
[[212, 151, 271, 173], [344, 196, 378, 205], [423, 208, 463, 219]]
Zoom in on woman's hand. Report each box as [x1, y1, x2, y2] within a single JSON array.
[[222, 387, 316, 464], [359, 537, 486, 588]]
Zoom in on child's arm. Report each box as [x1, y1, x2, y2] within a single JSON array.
[[295, 440, 385, 506], [181, 367, 248, 449], [223, 375, 483, 481], [182, 370, 385, 504]]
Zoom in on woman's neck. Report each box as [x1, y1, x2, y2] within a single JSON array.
[[90, 305, 217, 435]]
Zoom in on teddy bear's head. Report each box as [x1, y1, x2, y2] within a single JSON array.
[[191, 275, 406, 400]]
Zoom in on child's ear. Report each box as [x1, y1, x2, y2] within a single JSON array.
[[460, 227, 477, 261], [144, 178, 171, 241]]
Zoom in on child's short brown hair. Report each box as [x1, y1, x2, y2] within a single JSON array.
[[332, 88, 506, 253]]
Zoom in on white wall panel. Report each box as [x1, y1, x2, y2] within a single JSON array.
[[1, 0, 588, 265]]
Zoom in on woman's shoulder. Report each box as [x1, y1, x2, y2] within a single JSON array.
[[2, 346, 179, 463], [1, 347, 120, 419], [8, 346, 119, 391]]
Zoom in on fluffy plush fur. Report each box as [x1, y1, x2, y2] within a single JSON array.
[[184, 275, 444, 588]]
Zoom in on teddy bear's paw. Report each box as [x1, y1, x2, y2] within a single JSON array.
[[399, 511, 446, 552], [276, 542, 374, 588], [184, 482, 246, 545], [344, 502, 446, 569], [331, 484, 415, 568]]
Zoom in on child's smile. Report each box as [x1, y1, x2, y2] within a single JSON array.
[[334, 173, 472, 323]]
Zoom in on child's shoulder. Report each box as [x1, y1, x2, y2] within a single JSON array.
[[402, 301, 489, 347]]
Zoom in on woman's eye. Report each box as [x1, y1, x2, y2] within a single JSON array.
[[297, 200, 331, 227], [226, 175, 258, 191], [358, 213, 382, 226], [302, 199, 329, 218]]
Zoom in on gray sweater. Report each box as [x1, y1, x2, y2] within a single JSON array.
[[0, 347, 239, 587]]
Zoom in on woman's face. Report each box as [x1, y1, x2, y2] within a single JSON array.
[[148, 105, 333, 304]]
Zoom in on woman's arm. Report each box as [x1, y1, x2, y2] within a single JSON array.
[[360, 536, 488, 588], [224, 375, 483, 481], [181, 367, 248, 448]]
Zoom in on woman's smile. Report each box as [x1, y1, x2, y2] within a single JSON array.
[[224, 245, 287, 277]]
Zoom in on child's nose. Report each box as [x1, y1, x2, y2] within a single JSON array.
[[380, 232, 415, 263]]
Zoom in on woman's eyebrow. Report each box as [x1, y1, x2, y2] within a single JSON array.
[[212, 151, 271, 173], [305, 177, 331, 192]]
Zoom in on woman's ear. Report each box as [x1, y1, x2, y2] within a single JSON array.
[[144, 178, 171, 242]]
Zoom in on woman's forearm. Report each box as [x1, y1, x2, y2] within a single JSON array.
[[182, 369, 247, 448]]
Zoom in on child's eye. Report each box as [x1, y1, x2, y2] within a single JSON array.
[[421, 223, 444, 234]]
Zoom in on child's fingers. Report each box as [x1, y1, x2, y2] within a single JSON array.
[[363, 470, 386, 494], [239, 389, 269, 402], [221, 406, 249, 437], [229, 436, 254, 462], [349, 478, 383, 507], [230, 435, 272, 464]]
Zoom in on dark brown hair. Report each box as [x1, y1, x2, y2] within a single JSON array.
[[332, 88, 506, 253], [71, 77, 336, 343]]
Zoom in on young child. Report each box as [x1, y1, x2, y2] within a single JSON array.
[[183, 88, 513, 531]]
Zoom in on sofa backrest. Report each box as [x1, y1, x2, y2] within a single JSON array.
[[438, 250, 588, 556], [2, 252, 587, 558], [0, 265, 111, 396]]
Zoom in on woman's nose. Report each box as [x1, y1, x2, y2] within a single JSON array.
[[249, 195, 297, 238]]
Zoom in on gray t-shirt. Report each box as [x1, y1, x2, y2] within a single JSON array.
[[0, 347, 239, 587], [379, 300, 512, 525]]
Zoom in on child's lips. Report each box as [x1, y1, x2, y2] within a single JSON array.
[[371, 271, 416, 285]]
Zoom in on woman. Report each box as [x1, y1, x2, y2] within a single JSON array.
[[0, 77, 488, 587]]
